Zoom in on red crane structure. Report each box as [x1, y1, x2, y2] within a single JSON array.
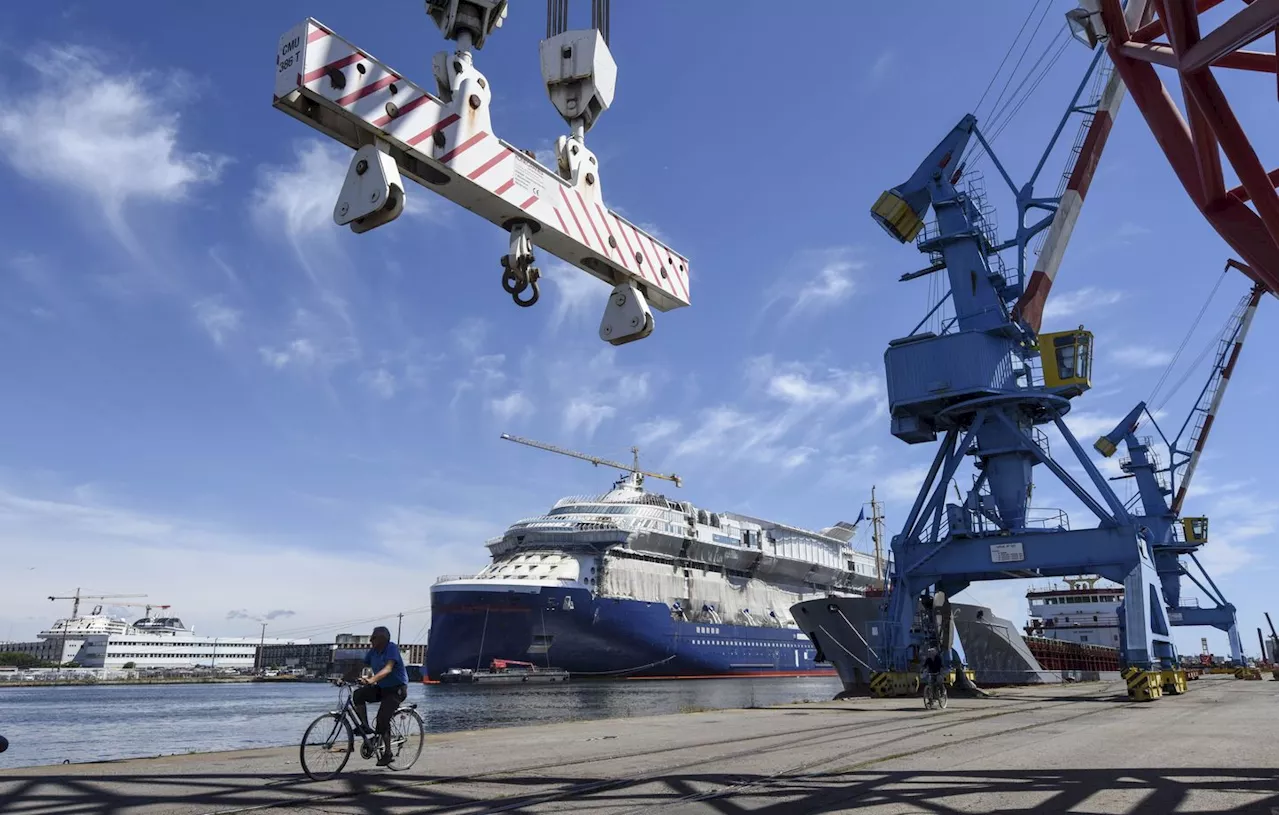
[[1074, 0, 1278, 295]]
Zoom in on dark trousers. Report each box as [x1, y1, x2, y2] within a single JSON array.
[[352, 683, 407, 753]]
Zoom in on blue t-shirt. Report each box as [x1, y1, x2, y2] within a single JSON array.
[[364, 642, 408, 688]]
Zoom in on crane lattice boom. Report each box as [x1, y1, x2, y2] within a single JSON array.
[[500, 433, 681, 487]]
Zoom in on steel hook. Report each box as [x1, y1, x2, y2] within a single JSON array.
[[512, 279, 540, 307]]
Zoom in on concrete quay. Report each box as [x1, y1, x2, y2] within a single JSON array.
[[0, 676, 1275, 814]]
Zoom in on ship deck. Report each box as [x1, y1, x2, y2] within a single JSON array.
[[1, 675, 1275, 813]]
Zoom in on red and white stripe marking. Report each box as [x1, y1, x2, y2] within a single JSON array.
[[293, 22, 690, 306], [1016, 68, 1128, 333], [1170, 283, 1265, 514]]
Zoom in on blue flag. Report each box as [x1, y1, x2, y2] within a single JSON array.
[[855, 507, 866, 525]]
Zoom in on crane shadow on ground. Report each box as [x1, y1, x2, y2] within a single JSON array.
[[0, 765, 1275, 814]]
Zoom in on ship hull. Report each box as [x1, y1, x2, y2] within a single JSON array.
[[426, 584, 835, 680], [791, 597, 1121, 696]]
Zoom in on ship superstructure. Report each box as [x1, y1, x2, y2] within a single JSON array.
[[1024, 576, 1123, 648], [426, 438, 879, 679]]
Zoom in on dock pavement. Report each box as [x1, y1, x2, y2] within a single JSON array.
[[0, 675, 1275, 814]]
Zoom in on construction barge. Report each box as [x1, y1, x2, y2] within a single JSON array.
[[437, 659, 570, 685]]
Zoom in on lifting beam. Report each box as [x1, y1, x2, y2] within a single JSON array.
[[271, 4, 689, 346]]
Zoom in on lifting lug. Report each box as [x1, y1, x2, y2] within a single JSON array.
[[501, 222, 541, 308], [333, 141, 405, 234], [598, 279, 653, 346]]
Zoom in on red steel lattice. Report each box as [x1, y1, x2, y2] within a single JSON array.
[[1098, 0, 1279, 294]]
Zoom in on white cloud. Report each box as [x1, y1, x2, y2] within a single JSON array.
[[251, 140, 347, 243], [259, 339, 317, 370], [1111, 345, 1174, 368], [450, 318, 489, 355], [1061, 410, 1127, 441], [257, 307, 360, 374], [193, 298, 241, 346], [564, 398, 616, 438], [881, 465, 931, 503], [636, 418, 681, 445], [669, 356, 881, 472], [1114, 221, 1151, 243], [767, 248, 862, 319], [544, 261, 609, 333], [370, 505, 500, 562], [779, 446, 819, 470], [251, 139, 435, 247], [0, 480, 494, 642], [0, 46, 227, 252], [1042, 287, 1124, 322], [869, 50, 895, 83], [452, 353, 508, 408], [489, 391, 534, 423], [360, 368, 397, 399]]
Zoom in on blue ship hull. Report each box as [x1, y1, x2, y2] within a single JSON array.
[[425, 584, 834, 680]]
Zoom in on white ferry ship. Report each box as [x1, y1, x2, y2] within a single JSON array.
[[3, 603, 308, 669]]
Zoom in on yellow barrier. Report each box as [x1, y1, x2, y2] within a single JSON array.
[[869, 671, 920, 698], [1160, 669, 1188, 695], [1123, 666, 1162, 702]]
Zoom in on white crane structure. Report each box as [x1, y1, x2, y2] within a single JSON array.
[[500, 432, 682, 487], [47, 589, 147, 620], [271, 0, 689, 346]]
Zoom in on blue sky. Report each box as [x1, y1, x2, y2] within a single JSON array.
[[0, 2, 1274, 657]]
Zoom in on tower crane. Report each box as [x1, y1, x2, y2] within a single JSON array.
[[500, 433, 681, 488], [48, 589, 147, 620], [1092, 274, 1267, 665], [96, 601, 173, 620], [270, 0, 688, 346]]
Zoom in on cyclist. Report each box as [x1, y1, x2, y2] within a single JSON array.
[[353, 626, 408, 766], [921, 647, 944, 699]]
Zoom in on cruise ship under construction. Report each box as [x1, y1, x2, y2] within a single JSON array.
[[425, 435, 881, 680]]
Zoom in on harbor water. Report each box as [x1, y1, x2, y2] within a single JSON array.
[[0, 676, 841, 768]]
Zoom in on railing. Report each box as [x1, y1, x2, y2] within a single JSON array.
[[1026, 507, 1070, 531], [433, 574, 478, 584]]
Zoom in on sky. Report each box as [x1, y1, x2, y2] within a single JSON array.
[[0, 2, 1274, 657]]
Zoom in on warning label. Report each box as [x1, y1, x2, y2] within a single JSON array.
[[512, 153, 546, 200], [989, 542, 1025, 563]]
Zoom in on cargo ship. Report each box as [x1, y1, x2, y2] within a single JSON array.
[[426, 438, 882, 681], [793, 575, 1123, 694]]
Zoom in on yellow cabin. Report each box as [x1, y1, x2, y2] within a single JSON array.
[[871, 190, 924, 243], [1039, 327, 1093, 393], [1182, 516, 1209, 544]]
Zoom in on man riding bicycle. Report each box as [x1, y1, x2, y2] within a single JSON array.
[[921, 647, 944, 696], [353, 626, 408, 766]]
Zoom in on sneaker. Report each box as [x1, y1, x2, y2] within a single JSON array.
[[376, 753, 394, 766]]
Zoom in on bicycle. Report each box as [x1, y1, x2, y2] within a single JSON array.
[[922, 673, 948, 710], [299, 679, 425, 780]]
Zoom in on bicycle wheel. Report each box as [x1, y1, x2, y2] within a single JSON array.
[[922, 685, 932, 709], [938, 684, 948, 710], [385, 707, 425, 771], [300, 713, 353, 781]]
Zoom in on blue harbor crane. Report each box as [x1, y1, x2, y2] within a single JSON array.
[[867, 49, 1182, 699], [1091, 277, 1267, 666]]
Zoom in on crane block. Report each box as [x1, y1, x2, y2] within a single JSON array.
[[272, 19, 690, 343]]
